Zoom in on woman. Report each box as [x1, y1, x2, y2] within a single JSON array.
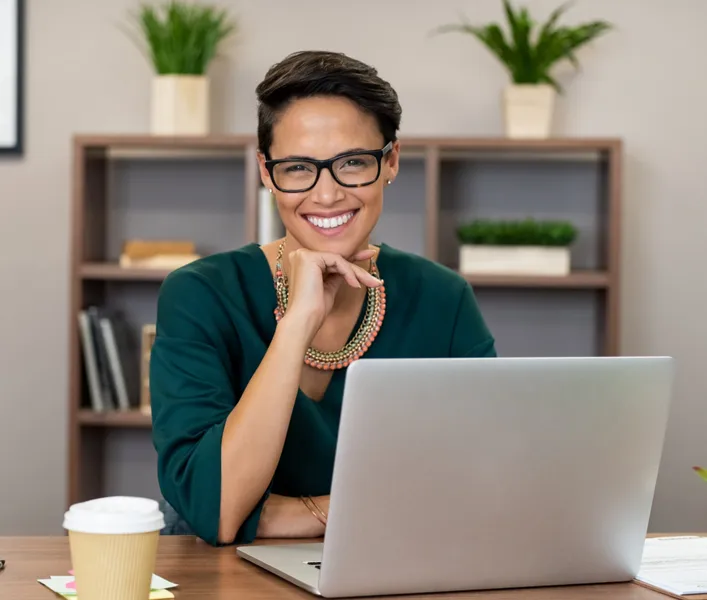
[[150, 50, 497, 547]]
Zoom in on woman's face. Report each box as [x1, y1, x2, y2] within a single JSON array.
[[258, 95, 399, 258]]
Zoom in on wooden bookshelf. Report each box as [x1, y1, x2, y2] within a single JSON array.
[[461, 271, 610, 289], [78, 409, 152, 428], [80, 263, 173, 281], [67, 134, 622, 507], [80, 262, 611, 289]]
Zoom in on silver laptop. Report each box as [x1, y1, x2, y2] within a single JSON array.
[[237, 356, 674, 598]]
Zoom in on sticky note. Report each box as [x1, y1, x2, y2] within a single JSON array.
[[38, 573, 177, 599]]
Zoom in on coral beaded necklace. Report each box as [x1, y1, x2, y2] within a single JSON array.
[[273, 240, 386, 370]]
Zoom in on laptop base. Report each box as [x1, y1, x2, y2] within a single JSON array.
[[237, 542, 323, 596]]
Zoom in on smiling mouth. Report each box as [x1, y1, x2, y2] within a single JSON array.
[[304, 210, 358, 231]]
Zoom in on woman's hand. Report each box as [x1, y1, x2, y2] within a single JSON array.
[[256, 494, 329, 539], [282, 247, 382, 342]]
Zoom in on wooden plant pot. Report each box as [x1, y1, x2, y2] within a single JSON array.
[[503, 84, 556, 139], [459, 244, 571, 276], [151, 75, 209, 136]]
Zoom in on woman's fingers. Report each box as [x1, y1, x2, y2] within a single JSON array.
[[349, 249, 382, 288], [350, 248, 376, 262], [319, 253, 382, 289], [351, 263, 382, 288], [319, 254, 362, 288]]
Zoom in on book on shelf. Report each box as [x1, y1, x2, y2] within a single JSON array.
[[118, 239, 201, 270], [258, 186, 284, 244], [77, 306, 141, 413]]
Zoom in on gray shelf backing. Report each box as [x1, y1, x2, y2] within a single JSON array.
[[474, 288, 603, 357], [103, 430, 161, 500], [106, 157, 247, 261], [439, 158, 604, 270], [372, 157, 426, 256]]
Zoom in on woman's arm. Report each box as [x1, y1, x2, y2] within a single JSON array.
[[217, 313, 320, 543], [256, 494, 330, 538], [152, 279, 323, 545], [449, 281, 497, 358], [218, 247, 381, 541], [151, 248, 379, 545]]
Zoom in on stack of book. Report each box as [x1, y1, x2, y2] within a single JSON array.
[[77, 307, 142, 413]]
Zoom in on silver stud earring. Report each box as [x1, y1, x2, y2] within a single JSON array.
[[386, 179, 392, 185], [268, 188, 273, 193]]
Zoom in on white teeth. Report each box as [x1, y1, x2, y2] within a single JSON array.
[[307, 211, 354, 230]]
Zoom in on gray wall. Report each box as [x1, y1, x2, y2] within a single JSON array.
[[1, 0, 706, 534]]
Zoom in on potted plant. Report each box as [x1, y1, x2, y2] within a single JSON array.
[[126, 1, 236, 135], [433, 0, 612, 138], [456, 218, 577, 276]]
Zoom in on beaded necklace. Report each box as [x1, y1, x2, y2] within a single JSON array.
[[273, 241, 386, 370]]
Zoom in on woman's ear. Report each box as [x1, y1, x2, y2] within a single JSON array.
[[385, 140, 401, 185], [256, 151, 274, 191]]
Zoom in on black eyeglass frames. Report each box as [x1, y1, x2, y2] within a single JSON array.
[[265, 141, 393, 193]]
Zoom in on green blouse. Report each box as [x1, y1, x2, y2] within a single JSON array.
[[150, 242, 496, 546]]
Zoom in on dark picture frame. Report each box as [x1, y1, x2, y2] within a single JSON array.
[[0, 0, 24, 155]]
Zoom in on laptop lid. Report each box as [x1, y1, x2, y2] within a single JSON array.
[[318, 356, 674, 598]]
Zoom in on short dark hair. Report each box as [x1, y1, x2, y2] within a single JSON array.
[[255, 50, 402, 158]]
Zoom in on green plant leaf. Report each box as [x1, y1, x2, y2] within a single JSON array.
[[694, 466, 707, 483], [432, 0, 612, 93], [456, 218, 577, 246], [125, 0, 236, 75], [504, 1, 535, 83], [474, 24, 516, 73], [535, 1, 572, 58]]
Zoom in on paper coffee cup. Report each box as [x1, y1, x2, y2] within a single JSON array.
[[63, 496, 165, 600]]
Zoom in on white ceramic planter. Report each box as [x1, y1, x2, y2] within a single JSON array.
[[503, 84, 556, 139], [459, 245, 570, 276], [151, 75, 209, 136]]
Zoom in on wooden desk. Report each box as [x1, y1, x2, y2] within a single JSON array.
[[0, 535, 694, 600]]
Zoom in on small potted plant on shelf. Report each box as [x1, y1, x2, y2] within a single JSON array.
[[433, 0, 612, 139], [125, 0, 236, 136], [456, 218, 577, 276]]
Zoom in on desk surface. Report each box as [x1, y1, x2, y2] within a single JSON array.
[[0, 535, 698, 600]]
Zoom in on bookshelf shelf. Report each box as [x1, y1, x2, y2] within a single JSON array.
[[80, 263, 172, 281], [68, 133, 622, 507], [403, 136, 619, 152], [80, 262, 609, 289], [78, 409, 152, 428], [462, 271, 610, 289]]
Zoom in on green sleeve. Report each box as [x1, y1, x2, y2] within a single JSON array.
[[149, 267, 269, 546], [449, 281, 497, 358]]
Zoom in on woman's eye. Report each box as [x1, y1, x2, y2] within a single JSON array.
[[343, 159, 365, 168], [285, 163, 311, 173]]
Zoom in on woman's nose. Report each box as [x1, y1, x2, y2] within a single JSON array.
[[310, 168, 342, 205]]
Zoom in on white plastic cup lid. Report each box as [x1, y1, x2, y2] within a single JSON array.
[[63, 496, 165, 535]]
